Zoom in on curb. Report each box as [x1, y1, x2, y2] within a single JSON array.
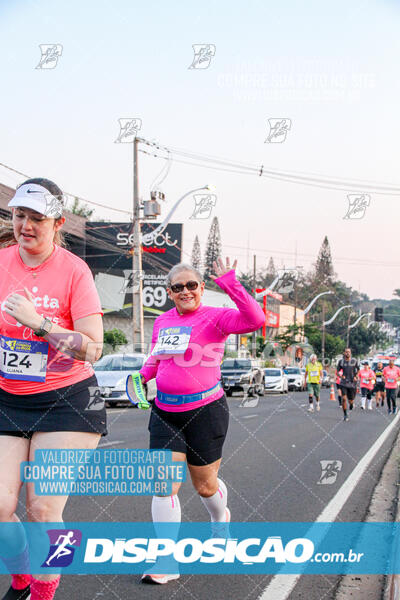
[[384, 436, 400, 600]]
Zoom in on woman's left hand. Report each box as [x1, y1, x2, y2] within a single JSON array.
[[210, 257, 238, 280], [3, 287, 41, 329]]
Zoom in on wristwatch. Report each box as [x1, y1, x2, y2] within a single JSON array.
[[33, 317, 53, 337]]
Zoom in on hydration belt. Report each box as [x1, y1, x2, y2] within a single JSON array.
[[157, 382, 222, 406]]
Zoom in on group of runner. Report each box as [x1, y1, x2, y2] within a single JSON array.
[[305, 348, 400, 422], [0, 178, 265, 596]]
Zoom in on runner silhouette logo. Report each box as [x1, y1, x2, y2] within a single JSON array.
[[42, 529, 82, 567]]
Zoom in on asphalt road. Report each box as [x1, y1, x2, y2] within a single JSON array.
[[1, 388, 398, 600]]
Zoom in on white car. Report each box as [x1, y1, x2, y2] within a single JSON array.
[[94, 353, 157, 407], [283, 367, 304, 391], [264, 368, 289, 394]]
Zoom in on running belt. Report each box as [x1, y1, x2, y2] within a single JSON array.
[[157, 382, 222, 405]]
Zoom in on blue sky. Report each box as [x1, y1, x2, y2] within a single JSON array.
[[1, 0, 400, 298]]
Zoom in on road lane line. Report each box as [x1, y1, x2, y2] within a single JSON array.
[[258, 413, 400, 600], [98, 440, 125, 447], [242, 414, 258, 419]]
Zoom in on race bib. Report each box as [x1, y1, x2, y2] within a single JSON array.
[[152, 326, 192, 356], [0, 336, 49, 382], [388, 378, 395, 383], [376, 376, 382, 382], [361, 378, 369, 385], [310, 370, 318, 377]]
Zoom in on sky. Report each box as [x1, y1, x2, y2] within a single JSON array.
[[1, 0, 400, 300]]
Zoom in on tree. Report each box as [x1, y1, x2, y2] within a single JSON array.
[[191, 235, 202, 272], [314, 236, 335, 285], [265, 257, 276, 287], [71, 196, 94, 219], [103, 328, 128, 351], [204, 216, 222, 280]]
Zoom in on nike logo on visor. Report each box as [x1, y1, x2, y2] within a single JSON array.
[[26, 189, 42, 193]]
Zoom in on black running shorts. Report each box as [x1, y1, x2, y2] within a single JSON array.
[[148, 395, 229, 466], [339, 385, 356, 401], [0, 374, 107, 436]]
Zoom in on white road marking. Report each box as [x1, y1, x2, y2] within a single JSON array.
[[258, 413, 400, 600], [98, 440, 125, 447], [242, 414, 258, 419]]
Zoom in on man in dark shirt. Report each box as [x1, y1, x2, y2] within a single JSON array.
[[336, 348, 359, 422]]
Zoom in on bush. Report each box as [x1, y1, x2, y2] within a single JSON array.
[[103, 328, 128, 351]]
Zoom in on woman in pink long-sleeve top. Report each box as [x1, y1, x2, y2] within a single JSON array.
[[140, 257, 265, 585]]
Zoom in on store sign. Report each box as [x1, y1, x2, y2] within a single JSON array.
[[86, 223, 182, 316], [265, 310, 280, 328]]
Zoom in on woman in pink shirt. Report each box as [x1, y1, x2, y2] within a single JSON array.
[[0, 179, 105, 600], [383, 359, 400, 414], [139, 257, 265, 584], [358, 361, 375, 410]]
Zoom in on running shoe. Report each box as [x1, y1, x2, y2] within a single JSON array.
[[211, 507, 231, 539], [343, 415, 349, 422], [141, 573, 180, 585], [307, 406, 314, 412], [2, 585, 31, 600], [316, 403, 320, 411]]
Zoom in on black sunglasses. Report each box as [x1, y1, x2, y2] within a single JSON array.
[[170, 280, 199, 293]]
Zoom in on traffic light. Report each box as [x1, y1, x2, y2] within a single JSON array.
[[374, 307, 384, 322]]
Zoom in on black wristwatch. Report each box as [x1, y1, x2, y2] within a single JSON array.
[[33, 317, 53, 337]]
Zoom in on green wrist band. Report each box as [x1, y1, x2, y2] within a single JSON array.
[[126, 372, 150, 409]]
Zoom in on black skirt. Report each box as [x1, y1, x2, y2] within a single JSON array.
[[0, 374, 107, 436]]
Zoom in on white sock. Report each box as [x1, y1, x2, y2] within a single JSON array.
[[200, 478, 228, 522], [361, 397, 366, 409], [151, 495, 181, 523], [368, 398, 372, 409]]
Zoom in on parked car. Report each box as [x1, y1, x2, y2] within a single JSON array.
[[321, 370, 331, 387], [221, 359, 264, 397], [264, 368, 288, 394], [93, 353, 157, 407], [283, 367, 304, 391]]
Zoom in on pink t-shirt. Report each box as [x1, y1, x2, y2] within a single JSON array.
[[358, 368, 375, 390], [140, 270, 265, 412], [383, 366, 400, 389], [0, 244, 102, 395]]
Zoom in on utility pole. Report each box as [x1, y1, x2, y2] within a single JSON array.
[[321, 302, 326, 363], [252, 254, 257, 358], [346, 310, 351, 347], [132, 137, 144, 350]]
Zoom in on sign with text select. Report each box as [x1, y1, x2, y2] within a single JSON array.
[[85, 223, 182, 317]]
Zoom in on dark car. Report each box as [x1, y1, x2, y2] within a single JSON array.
[[221, 359, 264, 397]]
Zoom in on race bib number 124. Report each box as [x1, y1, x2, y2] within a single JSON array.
[[0, 336, 49, 382]]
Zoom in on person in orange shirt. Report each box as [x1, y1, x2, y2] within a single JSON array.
[[0, 179, 105, 600]]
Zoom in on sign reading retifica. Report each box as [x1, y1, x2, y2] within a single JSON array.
[[85, 223, 182, 316]]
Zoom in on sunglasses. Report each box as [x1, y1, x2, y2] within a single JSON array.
[[170, 280, 199, 293]]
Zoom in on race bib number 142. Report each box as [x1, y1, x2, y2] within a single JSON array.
[[152, 326, 192, 355], [0, 336, 49, 382]]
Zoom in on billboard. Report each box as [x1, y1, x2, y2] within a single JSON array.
[[86, 222, 182, 317]]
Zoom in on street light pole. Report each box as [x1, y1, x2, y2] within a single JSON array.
[[321, 302, 326, 363], [132, 137, 144, 350]]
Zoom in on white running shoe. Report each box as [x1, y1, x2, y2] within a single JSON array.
[[316, 403, 320, 411], [307, 406, 314, 412], [141, 573, 180, 585], [211, 507, 231, 538]]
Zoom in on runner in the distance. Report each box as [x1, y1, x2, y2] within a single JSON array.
[[139, 258, 264, 584], [335, 369, 342, 407], [373, 361, 385, 408], [304, 354, 323, 412], [336, 348, 359, 422], [0, 179, 106, 600], [382, 358, 400, 414], [358, 360, 375, 410]]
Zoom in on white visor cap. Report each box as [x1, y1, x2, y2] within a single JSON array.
[[8, 183, 64, 218]]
